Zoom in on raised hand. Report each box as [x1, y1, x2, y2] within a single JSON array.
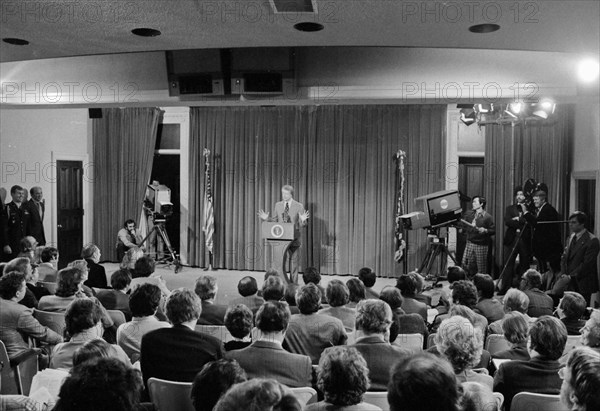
[[299, 210, 310, 222], [257, 209, 269, 221]]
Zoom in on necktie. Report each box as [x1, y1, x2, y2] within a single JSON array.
[[284, 202, 290, 223], [37, 202, 42, 219]]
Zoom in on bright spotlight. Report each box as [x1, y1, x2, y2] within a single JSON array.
[[578, 59, 600, 83]]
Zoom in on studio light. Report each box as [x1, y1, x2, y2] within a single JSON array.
[[477, 103, 493, 113], [578, 58, 600, 83], [460, 108, 476, 126], [532, 99, 555, 119]]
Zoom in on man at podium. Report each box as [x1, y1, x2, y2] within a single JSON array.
[[258, 185, 310, 284]]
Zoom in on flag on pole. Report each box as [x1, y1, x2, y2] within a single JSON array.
[[394, 149, 406, 262], [203, 148, 214, 253]]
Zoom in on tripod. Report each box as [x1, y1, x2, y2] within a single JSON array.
[[418, 227, 457, 279], [139, 219, 182, 273], [498, 221, 529, 293]]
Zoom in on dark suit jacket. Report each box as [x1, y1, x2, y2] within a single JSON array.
[[400, 297, 428, 322], [229, 295, 265, 313], [524, 288, 554, 317], [226, 340, 312, 387], [561, 317, 585, 335], [25, 199, 45, 245], [351, 336, 411, 391], [524, 203, 563, 263], [561, 231, 600, 295], [503, 204, 530, 246], [475, 298, 505, 323], [140, 325, 224, 385], [492, 342, 530, 361], [26, 282, 50, 302], [84, 259, 108, 289], [493, 356, 562, 411], [96, 289, 132, 320], [197, 301, 228, 325]]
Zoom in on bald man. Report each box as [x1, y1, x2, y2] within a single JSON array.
[[26, 186, 46, 245]]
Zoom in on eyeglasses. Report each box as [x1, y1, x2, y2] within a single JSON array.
[[558, 367, 566, 380]]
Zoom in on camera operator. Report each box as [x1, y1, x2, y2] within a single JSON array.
[[499, 186, 532, 295], [521, 190, 562, 273], [116, 219, 144, 262], [461, 196, 495, 277]]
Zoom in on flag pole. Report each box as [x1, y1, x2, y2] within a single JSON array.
[[203, 148, 216, 271]]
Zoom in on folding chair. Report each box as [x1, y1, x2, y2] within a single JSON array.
[[393, 334, 424, 353], [147, 377, 194, 411], [510, 392, 567, 411], [363, 391, 389, 411], [289, 386, 317, 407], [33, 309, 66, 337]]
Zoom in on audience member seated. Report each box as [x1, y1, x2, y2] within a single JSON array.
[[493, 315, 567, 410], [195, 274, 228, 325], [388, 352, 461, 411], [473, 274, 504, 323], [438, 266, 467, 312], [306, 346, 379, 411], [492, 311, 531, 361], [26, 262, 51, 301], [96, 269, 132, 319], [460, 382, 500, 411], [380, 286, 428, 343], [303, 266, 328, 304], [257, 269, 281, 297], [412, 272, 433, 307], [50, 298, 129, 369], [3, 257, 40, 308], [432, 281, 488, 334], [81, 244, 108, 289], [214, 378, 301, 411], [17, 236, 37, 262], [129, 255, 171, 297], [283, 283, 347, 364], [38, 246, 59, 282], [488, 288, 532, 335], [520, 269, 554, 317], [0, 271, 62, 360], [262, 275, 286, 302], [351, 299, 411, 391], [358, 267, 379, 299], [229, 276, 265, 312], [226, 301, 312, 387], [53, 357, 145, 411], [140, 288, 224, 385], [73, 338, 126, 367], [560, 346, 600, 411], [120, 247, 144, 273], [318, 280, 356, 331], [436, 315, 493, 389], [117, 283, 169, 361], [346, 278, 366, 309], [191, 359, 248, 411], [66, 259, 96, 297], [396, 273, 428, 321], [284, 283, 300, 315], [579, 308, 600, 354], [223, 304, 253, 351], [557, 291, 587, 335]]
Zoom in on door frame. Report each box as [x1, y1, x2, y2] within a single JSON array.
[[50, 152, 91, 248]]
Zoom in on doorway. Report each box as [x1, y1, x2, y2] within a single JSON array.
[[56, 160, 84, 268], [456, 156, 485, 263]]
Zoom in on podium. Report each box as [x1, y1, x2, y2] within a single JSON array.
[[262, 222, 295, 284]]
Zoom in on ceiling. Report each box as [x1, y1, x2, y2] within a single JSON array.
[[1, 0, 599, 63]]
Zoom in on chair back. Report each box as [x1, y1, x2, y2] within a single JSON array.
[[427, 333, 437, 348], [510, 392, 567, 411], [393, 333, 424, 353], [40, 282, 57, 294], [0, 340, 38, 396], [0, 340, 19, 394], [289, 386, 317, 407], [363, 391, 390, 411], [33, 309, 66, 337], [107, 310, 127, 327], [147, 377, 194, 411], [493, 392, 504, 410], [195, 325, 235, 343], [562, 335, 582, 356], [485, 334, 511, 355]]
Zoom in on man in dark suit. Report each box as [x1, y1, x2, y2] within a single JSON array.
[[81, 244, 108, 289], [561, 212, 600, 306], [351, 299, 411, 391], [494, 316, 567, 410], [499, 187, 532, 294], [141, 289, 224, 386], [226, 301, 312, 387], [96, 269, 132, 320], [258, 185, 310, 284], [195, 274, 228, 325], [522, 190, 563, 273], [25, 186, 46, 245], [3, 185, 30, 261], [520, 269, 554, 317]]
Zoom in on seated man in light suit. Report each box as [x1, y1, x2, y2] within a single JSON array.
[[258, 185, 310, 284], [226, 301, 313, 387]]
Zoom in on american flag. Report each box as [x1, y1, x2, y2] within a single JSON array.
[[394, 150, 406, 262], [203, 148, 214, 253]]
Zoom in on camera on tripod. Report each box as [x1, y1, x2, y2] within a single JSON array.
[[400, 190, 462, 230], [146, 183, 173, 223]]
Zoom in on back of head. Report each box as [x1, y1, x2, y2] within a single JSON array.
[[448, 304, 478, 326], [73, 339, 115, 367], [195, 275, 218, 301], [256, 301, 290, 333], [447, 266, 466, 284], [358, 267, 376, 288], [238, 276, 258, 297], [451, 280, 478, 308], [224, 304, 254, 339], [3, 257, 30, 276], [501, 311, 529, 344], [262, 275, 285, 301], [81, 244, 100, 260], [460, 382, 499, 411], [65, 298, 103, 337], [503, 289, 529, 313], [326, 280, 350, 307], [522, 269, 543, 290], [192, 359, 247, 411], [318, 346, 370, 406], [396, 274, 418, 297], [41, 246, 59, 263], [166, 288, 202, 325], [346, 278, 366, 303], [564, 346, 600, 411], [473, 274, 495, 299], [355, 299, 392, 334], [56, 267, 85, 297], [560, 291, 587, 320], [129, 283, 162, 317], [302, 266, 321, 285], [214, 378, 301, 411], [264, 269, 279, 281], [0, 271, 26, 299], [295, 283, 321, 314], [529, 315, 568, 360], [121, 247, 144, 270], [388, 352, 460, 411], [284, 283, 298, 307], [436, 316, 483, 374], [133, 255, 155, 278], [110, 269, 132, 291], [380, 286, 403, 311], [54, 357, 142, 411]]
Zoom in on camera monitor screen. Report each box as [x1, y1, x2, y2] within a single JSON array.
[[427, 192, 461, 215]]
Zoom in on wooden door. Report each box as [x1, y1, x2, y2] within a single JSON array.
[[457, 157, 485, 263], [57, 161, 84, 269]]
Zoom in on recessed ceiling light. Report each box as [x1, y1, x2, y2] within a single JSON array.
[[2, 37, 29, 46], [294, 22, 324, 32], [131, 28, 162, 37], [577, 58, 600, 82], [468, 24, 500, 34]]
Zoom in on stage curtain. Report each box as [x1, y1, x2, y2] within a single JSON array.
[[189, 105, 447, 277], [92, 107, 162, 262], [484, 105, 574, 274]]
